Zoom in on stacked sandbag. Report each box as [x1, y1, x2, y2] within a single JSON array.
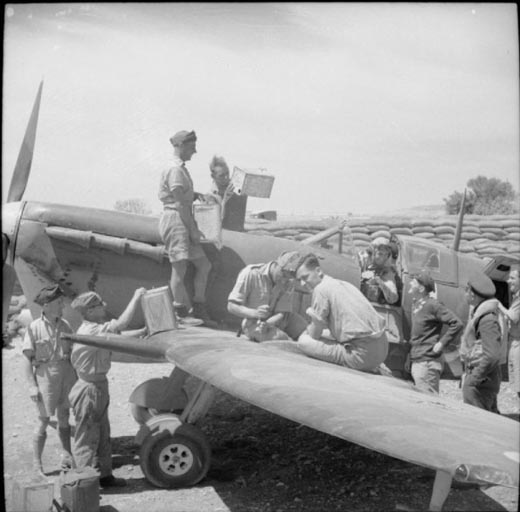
[[244, 214, 520, 260]]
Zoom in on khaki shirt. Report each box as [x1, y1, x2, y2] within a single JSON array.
[[22, 314, 73, 364], [71, 320, 119, 381], [158, 156, 195, 211], [228, 262, 294, 335], [310, 275, 386, 342]]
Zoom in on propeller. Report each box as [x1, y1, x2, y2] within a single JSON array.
[[7, 80, 43, 202], [2, 81, 44, 330]]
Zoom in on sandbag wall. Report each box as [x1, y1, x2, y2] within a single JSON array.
[[244, 215, 520, 260]]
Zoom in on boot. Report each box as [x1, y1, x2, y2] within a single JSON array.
[[174, 305, 203, 327], [32, 432, 47, 476], [58, 426, 73, 470], [191, 302, 218, 328]]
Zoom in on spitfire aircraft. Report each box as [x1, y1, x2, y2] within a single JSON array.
[[3, 82, 519, 511]]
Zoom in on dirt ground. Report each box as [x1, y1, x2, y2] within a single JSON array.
[[2, 335, 519, 512]]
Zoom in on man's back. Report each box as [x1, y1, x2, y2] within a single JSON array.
[[313, 275, 385, 342]]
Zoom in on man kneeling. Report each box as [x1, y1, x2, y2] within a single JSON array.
[[295, 253, 388, 372]]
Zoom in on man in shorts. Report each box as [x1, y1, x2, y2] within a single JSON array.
[[158, 130, 214, 326], [22, 284, 77, 475]]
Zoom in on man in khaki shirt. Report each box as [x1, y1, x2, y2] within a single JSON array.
[[227, 251, 306, 342], [22, 284, 77, 475], [69, 288, 146, 487]]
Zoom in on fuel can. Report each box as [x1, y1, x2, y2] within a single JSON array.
[[11, 477, 55, 512], [231, 167, 275, 198], [141, 286, 178, 335]]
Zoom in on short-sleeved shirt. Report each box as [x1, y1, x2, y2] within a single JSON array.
[[158, 156, 204, 262], [22, 314, 73, 364], [309, 275, 386, 342], [158, 156, 195, 211], [71, 320, 119, 381], [228, 262, 294, 332]]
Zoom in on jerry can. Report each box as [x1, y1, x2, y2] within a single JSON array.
[[11, 476, 55, 512], [59, 467, 100, 512]]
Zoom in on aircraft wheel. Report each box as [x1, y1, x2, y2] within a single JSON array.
[[139, 422, 211, 488], [130, 404, 185, 425]]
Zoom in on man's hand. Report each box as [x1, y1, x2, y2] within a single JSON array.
[[255, 305, 270, 320], [193, 192, 206, 202], [361, 270, 375, 280], [432, 341, 443, 354], [134, 287, 147, 299]]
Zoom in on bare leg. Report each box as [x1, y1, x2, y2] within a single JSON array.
[[57, 405, 73, 469], [33, 416, 50, 474], [170, 260, 190, 309], [192, 254, 212, 304]]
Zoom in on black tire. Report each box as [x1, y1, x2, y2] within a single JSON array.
[[140, 423, 211, 488]]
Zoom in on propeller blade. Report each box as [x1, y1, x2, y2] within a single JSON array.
[[7, 81, 44, 203]]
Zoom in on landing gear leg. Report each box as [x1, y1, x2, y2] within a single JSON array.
[[429, 470, 452, 512]]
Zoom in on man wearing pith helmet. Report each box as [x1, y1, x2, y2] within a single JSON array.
[[460, 271, 503, 412], [22, 283, 77, 476], [158, 130, 214, 326]]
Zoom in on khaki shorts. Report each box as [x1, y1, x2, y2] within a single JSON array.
[[159, 210, 205, 263], [35, 360, 77, 417]]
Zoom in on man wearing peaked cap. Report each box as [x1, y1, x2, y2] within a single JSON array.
[[22, 283, 76, 475], [68, 287, 147, 488], [461, 270, 503, 412], [228, 250, 307, 342], [158, 127, 215, 327]]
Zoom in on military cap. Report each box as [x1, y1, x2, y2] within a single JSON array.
[[276, 251, 302, 274], [412, 269, 435, 293], [169, 130, 197, 147], [34, 284, 64, 306], [467, 272, 496, 298], [70, 291, 106, 312]]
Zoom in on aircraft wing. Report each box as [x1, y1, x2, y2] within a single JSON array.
[[163, 331, 519, 488], [64, 328, 519, 488]]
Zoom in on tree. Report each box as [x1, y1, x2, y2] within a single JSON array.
[[443, 176, 518, 215], [114, 198, 152, 215]]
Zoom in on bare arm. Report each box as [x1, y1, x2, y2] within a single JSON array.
[[113, 287, 147, 332], [22, 351, 39, 401]]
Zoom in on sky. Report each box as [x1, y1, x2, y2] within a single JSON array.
[[2, 3, 519, 216]]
